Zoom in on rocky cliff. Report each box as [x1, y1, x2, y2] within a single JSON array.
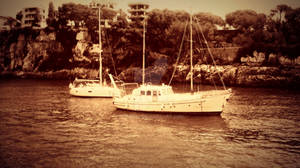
[[171, 64, 300, 87], [1, 29, 300, 88], [0, 30, 64, 72]]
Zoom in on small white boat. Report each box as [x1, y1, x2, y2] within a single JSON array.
[[69, 6, 120, 98], [69, 79, 121, 98], [109, 13, 232, 114]]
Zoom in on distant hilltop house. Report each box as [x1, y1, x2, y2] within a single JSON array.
[[89, 0, 115, 9], [128, 1, 149, 27], [17, 7, 47, 29], [0, 16, 18, 31]]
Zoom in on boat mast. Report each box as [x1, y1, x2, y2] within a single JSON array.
[[98, 6, 102, 85], [142, 14, 146, 85], [190, 13, 193, 93]]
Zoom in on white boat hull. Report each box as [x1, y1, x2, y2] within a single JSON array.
[[70, 85, 119, 98], [113, 92, 230, 114]]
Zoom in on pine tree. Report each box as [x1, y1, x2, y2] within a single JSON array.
[[47, 1, 56, 28]]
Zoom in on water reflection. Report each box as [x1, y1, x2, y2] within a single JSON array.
[[114, 110, 227, 130]]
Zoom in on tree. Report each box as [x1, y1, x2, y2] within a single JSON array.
[[4, 17, 17, 30], [58, 3, 91, 28], [58, 3, 117, 29], [225, 10, 270, 62], [225, 10, 266, 32], [16, 11, 22, 21], [283, 7, 300, 59], [146, 9, 189, 55], [194, 12, 225, 41], [270, 4, 292, 24], [194, 12, 225, 27], [48, 1, 55, 18], [47, 1, 57, 28], [284, 8, 300, 42], [16, 11, 22, 27]]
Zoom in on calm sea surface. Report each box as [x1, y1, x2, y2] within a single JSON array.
[[0, 79, 300, 168]]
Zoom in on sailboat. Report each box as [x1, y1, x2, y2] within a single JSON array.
[[69, 6, 121, 97], [109, 13, 231, 114]]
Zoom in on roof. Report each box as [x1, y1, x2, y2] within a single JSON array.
[[128, 1, 149, 8], [136, 84, 172, 91]]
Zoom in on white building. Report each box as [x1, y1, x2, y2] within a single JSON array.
[[18, 7, 47, 29], [89, 0, 115, 9], [128, 1, 149, 26]]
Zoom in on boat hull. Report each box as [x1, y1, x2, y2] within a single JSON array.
[[113, 93, 229, 114], [70, 86, 119, 98]]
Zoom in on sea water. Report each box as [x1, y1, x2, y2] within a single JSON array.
[[0, 79, 299, 167]]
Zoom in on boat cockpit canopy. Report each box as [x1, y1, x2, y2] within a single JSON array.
[[132, 84, 173, 96]]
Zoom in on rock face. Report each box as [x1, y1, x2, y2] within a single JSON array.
[[195, 47, 239, 65], [9, 34, 26, 70], [241, 51, 265, 66], [1, 29, 300, 88], [118, 65, 168, 84], [2, 30, 64, 72], [73, 41, 91, 62], [241, 50, 300, 66], [73, 30, 92, 62], [168, 64, 300, 87]]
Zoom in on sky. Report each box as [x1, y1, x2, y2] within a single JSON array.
[[0, 0, 300, 19]]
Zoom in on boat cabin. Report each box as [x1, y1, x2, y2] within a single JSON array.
[[71, 79, 100, 88], [132, 84, 174, 97]]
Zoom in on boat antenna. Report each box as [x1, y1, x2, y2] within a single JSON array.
[[190, 13, 193, 93], [98, 6, 103, 86], [142, 14, 146, 85]]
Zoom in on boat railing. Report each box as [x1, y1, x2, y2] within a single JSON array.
[[119, 83, 139, 97], [108, 74, 139, 97], [70, 79, 100, 88]]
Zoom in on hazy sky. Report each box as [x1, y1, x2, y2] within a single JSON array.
[[1, 0, 300, 19]]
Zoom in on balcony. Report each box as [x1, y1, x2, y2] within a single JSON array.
[[128, 3, 149, 9]]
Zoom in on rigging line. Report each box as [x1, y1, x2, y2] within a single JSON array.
[[196, 22, 227, 90], [104, 29, 117, 76], [195, 26, 217, 90], [168, 21, 188, 85]]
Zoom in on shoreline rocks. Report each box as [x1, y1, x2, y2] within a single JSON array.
[[2, 65, 299, 88], [169, 64, 300, 88]]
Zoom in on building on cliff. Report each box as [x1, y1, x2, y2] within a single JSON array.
[[17, 7, 47, 29], [89, 0, 115, 9], [0, 16, 18, 31], [128, 1, 149, 27]]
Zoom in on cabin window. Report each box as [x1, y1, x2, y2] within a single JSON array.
[[153, 91, 157, 96], [141, 91, 145, 95], [158, 91, 161, 96], [147, 90, 151, 96]]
